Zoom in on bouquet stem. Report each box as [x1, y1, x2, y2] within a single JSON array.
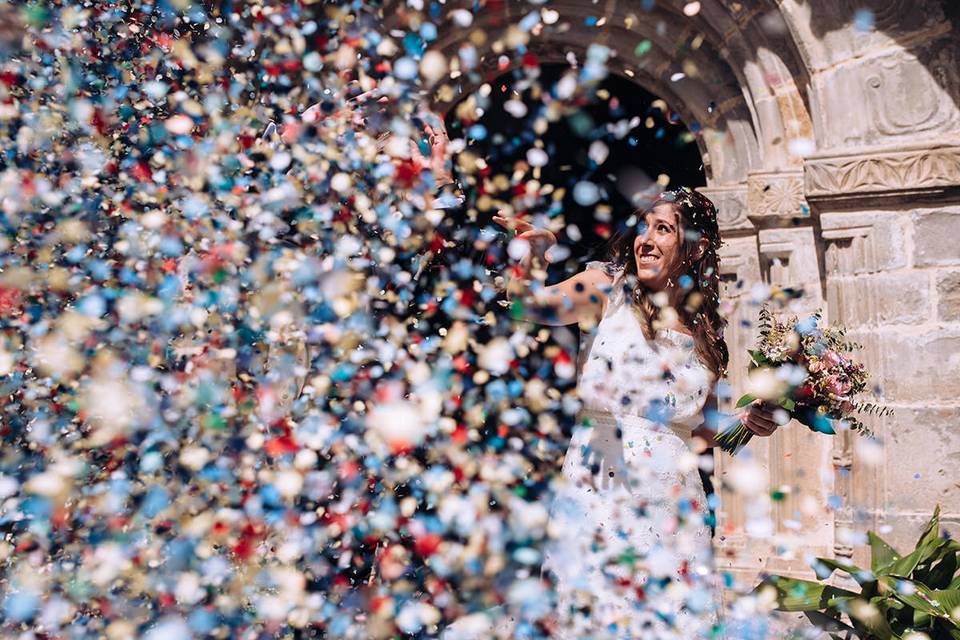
[[715, 420, 754, 455]]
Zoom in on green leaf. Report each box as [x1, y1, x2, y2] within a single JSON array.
[[871, 594, 903, 610], [880, 577, 960, 625], [761, 576, 859, 612], [779, 397, 796, 412], [869, 531, 901, 575], [843, 596, 899, 639], [937, 618, 960, 640], [803, 610, 856, 635], [735, 393, 757, 409], [921, 547, 959, 589], [814, 557, 873, 585], [932, 588, 960, 625], [883, 513, 947, 578], [748, 349, 769, 366], [914, 506, 943, 556]]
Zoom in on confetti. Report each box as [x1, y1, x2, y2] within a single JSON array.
[[0, 1, 798, 637], [854, 8, 875, 32]]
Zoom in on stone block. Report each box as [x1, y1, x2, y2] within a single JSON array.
[[937, 270, 960, 321], [913, 209, 960, 267], [826, 271, 932, 327], [880, 406, 960, 515], [879, 329, 960, 401], [820, 211, 910, 275]]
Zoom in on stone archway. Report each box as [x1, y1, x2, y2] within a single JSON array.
[[391, 0, 960, 587]]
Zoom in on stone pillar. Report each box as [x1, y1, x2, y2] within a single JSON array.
[[705, 173, 838, 584]]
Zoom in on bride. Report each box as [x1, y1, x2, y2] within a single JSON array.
[[489, 188, 779, 638]]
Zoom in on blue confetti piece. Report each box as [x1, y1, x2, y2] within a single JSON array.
[[854, 9, 875, 32]]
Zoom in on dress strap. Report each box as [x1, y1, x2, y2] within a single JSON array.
[[585, 260, 627, 312]]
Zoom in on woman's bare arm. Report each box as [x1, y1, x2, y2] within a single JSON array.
[[504, 265, 613, 327], [493, 212, 613, 327]]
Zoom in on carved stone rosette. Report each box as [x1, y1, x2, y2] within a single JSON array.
[[804, 144, 960, 201], [746, 171, 808, 221]]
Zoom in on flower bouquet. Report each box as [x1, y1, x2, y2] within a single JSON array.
[[715, 307, 890, 455]]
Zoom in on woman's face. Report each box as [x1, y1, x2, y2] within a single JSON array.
[[632, 203, 687, 291]]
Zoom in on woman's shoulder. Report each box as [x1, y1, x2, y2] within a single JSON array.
[[580, 261, 626, 315]]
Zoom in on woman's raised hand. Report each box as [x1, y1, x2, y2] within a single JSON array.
[[492, 213, 558, 264], [409, 117, 454, 186]]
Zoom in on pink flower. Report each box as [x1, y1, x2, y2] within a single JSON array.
[[822, 350, 842, 368], [824, 375, 852, 396]]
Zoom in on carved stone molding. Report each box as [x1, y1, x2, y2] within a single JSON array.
[[757, 227, 823, 311], [746, 171, 808, 221], [820, 211, 911, 276], [698, 184, 752, 232], [804, 143, 960, 201], [717, 235, 760, 291]]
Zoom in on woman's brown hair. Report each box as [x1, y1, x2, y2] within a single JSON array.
[[603, 187, 728, 380]]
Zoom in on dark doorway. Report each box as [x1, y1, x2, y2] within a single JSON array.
[[445, 63, 706, 275]]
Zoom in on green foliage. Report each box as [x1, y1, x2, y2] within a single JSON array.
[[757, 506, 960, 639]]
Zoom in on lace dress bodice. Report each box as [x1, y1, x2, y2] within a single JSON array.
[[575, 260, 713, 442]]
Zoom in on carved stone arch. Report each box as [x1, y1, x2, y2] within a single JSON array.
[[430, 52, 752, 187], [419, 15, 763, 184], [774, 0, 960, 150], [404, 0, 821, 183]]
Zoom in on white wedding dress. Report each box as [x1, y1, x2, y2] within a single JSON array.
[[442, 261, 723, 640], [540, 260, 722, 639]]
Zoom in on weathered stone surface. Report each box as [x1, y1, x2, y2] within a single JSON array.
[[913, 208, 960, 267], [937, 270, 960, 321], [820, 211, 910, 274], [881, 406, 960, 514], [699, 184, 752, 232], [826, 271, 932, 326], [879, 329, 960, 401], [718, 234, 761, 285], [809, 35, 960, 148]]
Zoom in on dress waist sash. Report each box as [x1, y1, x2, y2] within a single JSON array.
[[576, 407, 696, 445]]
